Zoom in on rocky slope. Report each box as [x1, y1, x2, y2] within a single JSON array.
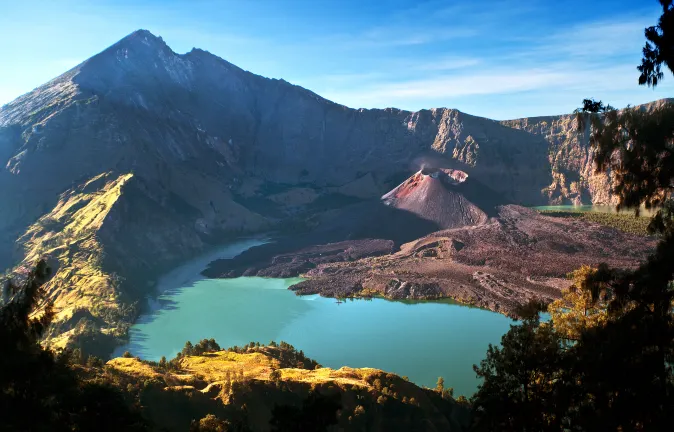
[[381, 168, 488, 229], [0, 29, 667, 353], [211, 205, 655, 317]]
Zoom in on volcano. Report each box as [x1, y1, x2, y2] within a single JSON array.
[[381, 168, 490, 229]]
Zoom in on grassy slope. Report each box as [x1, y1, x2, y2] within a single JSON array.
[[538, 210, 652, 236], [16, 172, 135, 352], [103, 345, 470, 431]]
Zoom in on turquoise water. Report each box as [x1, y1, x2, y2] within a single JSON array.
[[115, 240, 516, 397], [534, 205, 652, 216]]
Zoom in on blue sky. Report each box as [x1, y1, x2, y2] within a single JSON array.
[[1, 0, 671, 119]]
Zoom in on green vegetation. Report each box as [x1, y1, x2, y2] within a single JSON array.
[[539, 209, 652, 236], [172, 339, 320, 370], [110, 340, 469, 431], [471, 4, 674, 429], [0, 259, 148, 431]]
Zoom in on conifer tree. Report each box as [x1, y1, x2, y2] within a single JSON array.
[[472, 2, 674, 429], [0, 260, 148, 431]]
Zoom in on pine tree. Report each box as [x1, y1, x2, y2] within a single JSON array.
[[471, 307, 564, 431], [0, 260, 148, 431], [435, 377, 444, 392], [548, 265, 609, 341], [473, 3, 674, 429]]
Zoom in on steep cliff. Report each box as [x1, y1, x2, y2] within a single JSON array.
[[500, 98, 674, 205]]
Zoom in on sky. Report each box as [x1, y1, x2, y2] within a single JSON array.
[[1, 0, 672, 119]]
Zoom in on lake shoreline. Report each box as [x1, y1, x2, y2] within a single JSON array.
[[114, 274, 516, 397], [204, 205, 655, 319]]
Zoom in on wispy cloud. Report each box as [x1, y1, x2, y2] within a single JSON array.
[[316, 0, 533, 51], [358, 26, 478, 48], [517, 16, 654, 64], [318, 26, 477, 51], [321, 68, 567, 105], [413, 57, 482, 72], [304, 9, 669, 118], [1, 0, 668, 119]]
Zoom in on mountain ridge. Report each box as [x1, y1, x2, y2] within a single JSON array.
[[0, 29, 667, 354]]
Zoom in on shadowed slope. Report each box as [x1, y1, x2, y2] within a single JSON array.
[[382, 168, 488, 229]]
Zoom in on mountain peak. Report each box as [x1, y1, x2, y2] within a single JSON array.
[[66, 28, 184, 94], [118, 29, 167, 48]]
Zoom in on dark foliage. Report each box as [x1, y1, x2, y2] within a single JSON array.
[[189, 413, 251, 432], [269, 391, 341, 432], [471, 310, 565, 431], [0, 259, 148, 431], [198, 340, 320, 370], [472, 3, 674, 430], [179, 338, 221, 357], [577, 99, 674, 213], [638, 0, 674, 87]]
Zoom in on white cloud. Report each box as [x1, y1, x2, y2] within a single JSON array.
[[370, 70, 563, 99], [413, 57, 482, 72], [308, 11, 669, 117], [317, 57, 674, 116]]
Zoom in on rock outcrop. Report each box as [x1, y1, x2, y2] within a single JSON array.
[[500, 98, 674, 205]]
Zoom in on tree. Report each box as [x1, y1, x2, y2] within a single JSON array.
[[570, 2, 674, 425], [0, 259, 148, 431], [182, 340, 195, 356], [576, 99, 674, 214], [190, 414, 231, 432], [471, 306, 565, 432], [548, 265, 609, 341], [638, 0, 674, 87], [269, 369, 282, 383], [549, 1, 674, 428], [191, 338, 221, 355], [269, 369, 283, 390], [435, 376, 445, 392], [269, 391, 341, 432]]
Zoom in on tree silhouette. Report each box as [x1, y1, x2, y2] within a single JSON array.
[[638, 0, 674, 87], [473, 3, 674, 430], [471, 304, 565, 432], [0, 259, 148, 431], [571, 2, 674, 425], [269, 391, 341, 432]]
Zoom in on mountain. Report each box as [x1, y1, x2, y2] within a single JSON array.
[[0, 29, 666, 354], [381, 168, 489, 229]]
